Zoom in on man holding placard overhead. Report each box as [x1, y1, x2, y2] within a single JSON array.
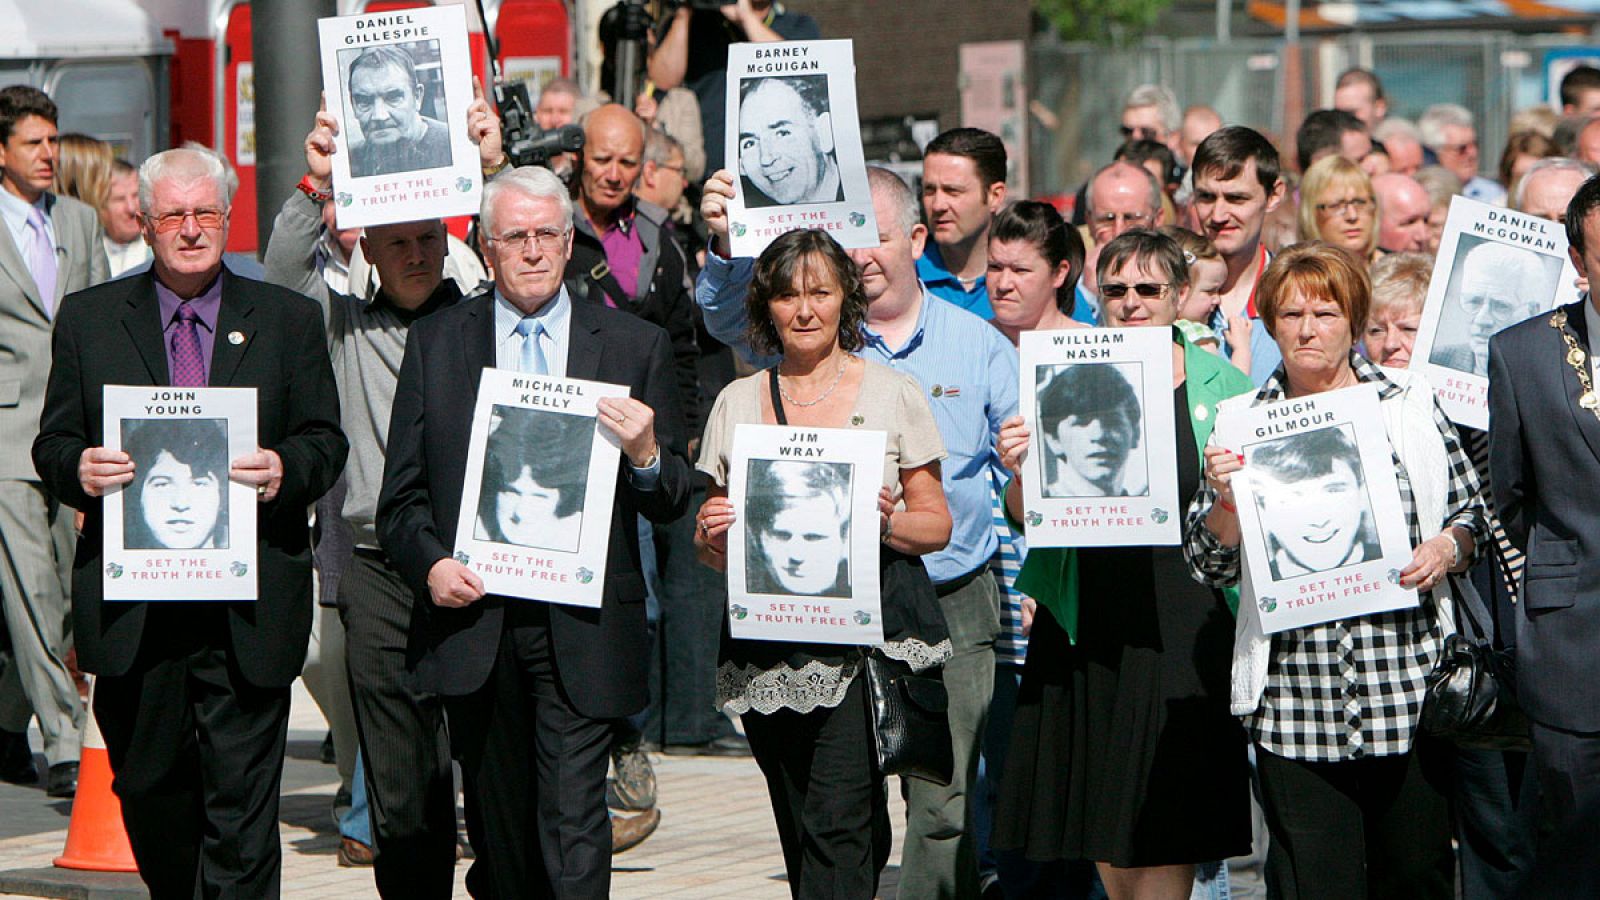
[[33, 145, 346, 897], [377, 164, 690, 899]]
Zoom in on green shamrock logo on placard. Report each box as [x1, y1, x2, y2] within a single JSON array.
[[454, 551, 471, 566], [730, 604, 749, 621], [849, 211, 866, 227], [106, 563, 123, 579], [1258, 596, 1278, 614], [576, 567, 594, 584], [1151, 508, 1169, 524], [456, 177, 473, 193], [1025, 511, 1043, 527], [1387, 569, 1402, 585], [230, 561, 248, 577], [731, 222, 747, 237], [853, 610, 872, 625], [337, 192, 353, 208]]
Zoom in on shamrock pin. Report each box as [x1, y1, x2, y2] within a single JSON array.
[[730, 604, 749, 621], [230, 561, 249, 577], [106, 563, 123, 579], [1025, 511, 1043, 526], [576, 567, 594, 584], [853, 610, 872, 625], [454, 551, 471, 566], [849, 211, 866, 227], [1151, 508, 1169, 524], [456, 177, 474, 193], [1257, 596, 1278, 614], [337, 192, 353, 208]]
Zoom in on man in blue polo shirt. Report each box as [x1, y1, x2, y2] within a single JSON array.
[[917, 128, 1009, 319], [698, 163, 1017, 899]]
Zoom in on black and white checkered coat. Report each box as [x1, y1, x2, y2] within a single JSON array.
[[1185, 354, 1488, 761]]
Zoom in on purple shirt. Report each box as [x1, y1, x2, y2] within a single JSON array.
[[593, 209, 644, 302], [155, 271, 223, 384]]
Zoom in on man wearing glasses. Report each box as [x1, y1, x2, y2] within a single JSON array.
[[1419, 103, 1505, 206], [33, 144, 346, 896], [378, 165, 691, 898], [1120, 84, 1183, 159], [1075, 161, 1164, 325], [0, 85, 107, 798]]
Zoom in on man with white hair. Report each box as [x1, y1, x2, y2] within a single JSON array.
[[1373, 117, 1425, 176], [377, 165, 691, 898], [1514, 157, 1598, 223], [32, 145, 347, 896], [1419, 103, 1505, 204], [1121, 84, 1183, 157], [1430, 242, 1553, 376], [1079, 161, 1164, 322]]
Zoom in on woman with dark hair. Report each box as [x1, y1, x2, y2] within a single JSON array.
[[993, 229, 1255, 898], [987, 200, 1088, 341], [1186, 241, 1489, 898], [693, 228, 953, 898], [123, 418, 230, 550], [473, 408, 592, 552], [744, 460, 852, 597]]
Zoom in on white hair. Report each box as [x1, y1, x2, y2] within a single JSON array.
[[866, 167, 920, 236], [1417, 104, 1474, 149], [138, 146, 238, 212], [1122, 84, 1181, 132], [1372, 116, 1422, 146], [1511, 156, 1599, 211], [480, 166, 574, 237]]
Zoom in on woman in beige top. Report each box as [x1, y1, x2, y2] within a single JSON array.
[[693, 228, 952, 899]]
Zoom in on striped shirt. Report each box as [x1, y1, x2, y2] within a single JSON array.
[[990, 468, 1029, 664]]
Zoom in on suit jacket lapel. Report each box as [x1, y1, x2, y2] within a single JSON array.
[[1556, 300, 1600, 465], [122, 274, 169, 385], [566, 298, 603, 383], [462, 294, 495, 385], [0, 217, 45, 316], [209, 271, 255, 386]]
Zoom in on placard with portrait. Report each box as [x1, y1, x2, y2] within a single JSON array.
[[1412, 194, 1579, 429], [1215, 383, 1416, 634], [318, 6, 482, 229], [723, 39, 878, 257], [101, 386, 258, 601], [728, 423, 886, 645], [452, 369, 628, 607], [1017, 327, 1180, 547]]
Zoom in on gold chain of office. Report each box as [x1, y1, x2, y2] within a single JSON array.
[[1550, 309, 1600, 418]]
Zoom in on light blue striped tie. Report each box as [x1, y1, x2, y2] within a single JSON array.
[[515, 317, 547, 375]]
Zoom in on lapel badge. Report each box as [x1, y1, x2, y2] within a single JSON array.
[[1194, 404, 1209, 421], [850, 414, 864, 426], [228, 331, 246, 345]]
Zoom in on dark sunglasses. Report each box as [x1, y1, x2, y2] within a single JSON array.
[[1100, 282, 1170, 299]]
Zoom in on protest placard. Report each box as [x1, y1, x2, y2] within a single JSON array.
[[1412, 194, 1579, 429], [723, 39, 877, 257], [1017, 326, 1180, 547], [102, 386, 258, 601], [318, 5, 481, 229], [1215, 383, 1417, 634], [728, 423, 886, 645], [452, 369, 628, 607]]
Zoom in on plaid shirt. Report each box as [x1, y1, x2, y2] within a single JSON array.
[[1184, 354, 1488, 761]]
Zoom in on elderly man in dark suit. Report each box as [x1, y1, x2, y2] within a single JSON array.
[[377, 164, 690, 899], [1489, 172, 1600, 896], [0, 84, 108, 796], [32, 146, 346, 897]]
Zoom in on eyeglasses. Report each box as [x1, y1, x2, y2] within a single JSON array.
[[143, 207, 227, 232], [1100, 282, 1170, 299], [487, 228, 568, 253], [1119, 125, 1161, 141], [1315, 196, 1374, 216], [1439, 140, 1478, 155], [1090, 210, 1152, 231]]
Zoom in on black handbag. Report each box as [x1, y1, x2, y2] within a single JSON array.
[[1420, 572, 1532, 752], [861, 649, 954, 785]]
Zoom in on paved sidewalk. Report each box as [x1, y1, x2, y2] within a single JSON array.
[[0, 683, 909, 898]]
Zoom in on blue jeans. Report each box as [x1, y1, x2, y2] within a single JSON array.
[[339, 751, 374, 846]]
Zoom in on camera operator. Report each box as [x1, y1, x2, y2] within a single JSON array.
[[646, 0, 819, 175]]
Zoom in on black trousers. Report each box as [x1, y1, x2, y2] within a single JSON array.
[[447, 602, 614, 900], [1523, 721, 1600, 898], [1255, 742, 1453, 900], [743, 675, 890, 900], [95, 606, 290, 900], [340, 550, 456, 899]]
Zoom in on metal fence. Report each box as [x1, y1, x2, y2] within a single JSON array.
[[1029, 29, 1598, 199]]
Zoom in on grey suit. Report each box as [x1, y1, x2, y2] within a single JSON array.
[[1488, 298, 1600, 893], [0, 192, 107, 765]]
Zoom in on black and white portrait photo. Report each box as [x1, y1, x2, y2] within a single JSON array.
[[473, 406, 593, 553], [121, 418, 230, 551], [338, 42, 454, 177], [744, 459, 853, 598], [1247, 425, 1380, 582], [737, 75, 843, 209], [1428, 236, 1562, 378], [1035, 363, 1148, 499]]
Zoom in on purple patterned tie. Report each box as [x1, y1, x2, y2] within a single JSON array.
[[25, 207, 57, 317], [169, 303, 206, 387]]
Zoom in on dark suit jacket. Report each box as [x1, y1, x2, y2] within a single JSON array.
[[1488, 299, 1600, 732], [32, 268, 347, 689], [376, 291, 691, 719]]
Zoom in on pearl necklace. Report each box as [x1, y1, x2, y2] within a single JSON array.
[[778, 356, 848, 408]]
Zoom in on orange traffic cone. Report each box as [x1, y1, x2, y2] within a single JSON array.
[[54, 678, 138, 872]]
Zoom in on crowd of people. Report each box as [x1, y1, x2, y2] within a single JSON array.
[[3, 3, 1600, 897]]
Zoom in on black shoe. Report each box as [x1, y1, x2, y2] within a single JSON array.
[[0, 729, 37, 785], [662, 734, 752, 758], [45, 761, 77, 798]]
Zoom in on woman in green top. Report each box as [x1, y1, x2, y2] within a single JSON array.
[[991, 230, 1255, 899]]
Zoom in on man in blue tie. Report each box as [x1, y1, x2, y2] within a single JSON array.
[[0, 84, 108, 796], [377, 165, 692, 899]]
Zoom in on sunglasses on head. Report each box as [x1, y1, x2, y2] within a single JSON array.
[[1100, 282, 1170, 299]]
